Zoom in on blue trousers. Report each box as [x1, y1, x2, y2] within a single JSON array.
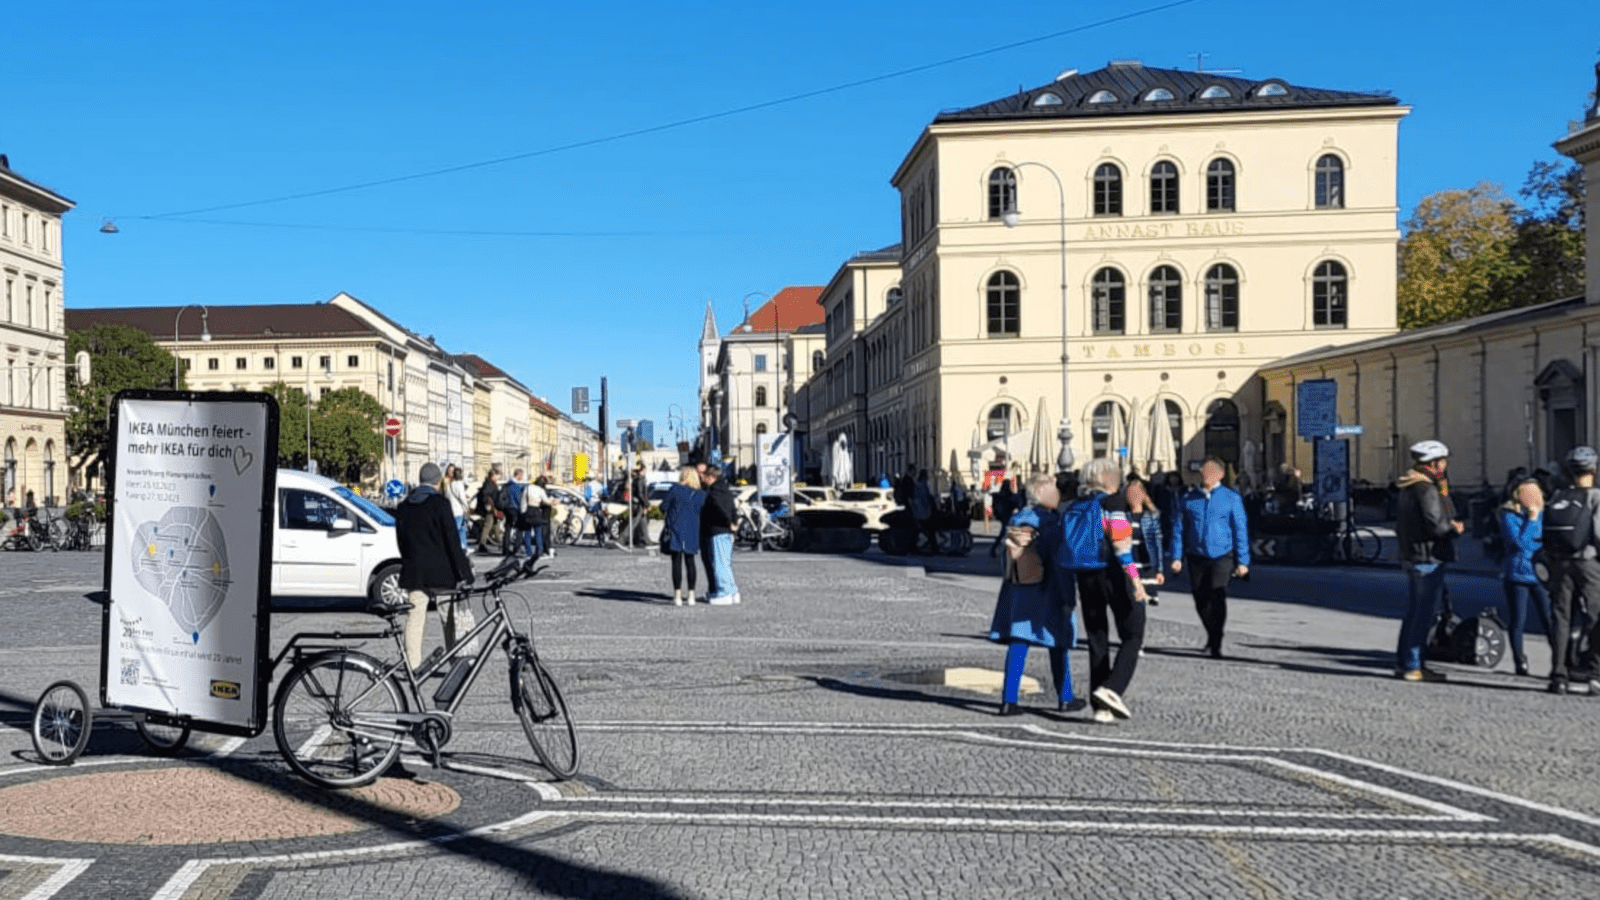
[[1002, 641, 1073, 705], [709, 533, 738, 599], [1398, 562, 1447, 672], [1501, 578, 1551, 668]]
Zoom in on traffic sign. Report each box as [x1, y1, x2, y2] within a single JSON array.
[[1334, 424, 1365, 437], [1313, 438, 1349, 504], [571, 386, 590, 414], [384, 417, 402, 437], [1297, 379, 1338, 439], [384, 478, 406, 499]]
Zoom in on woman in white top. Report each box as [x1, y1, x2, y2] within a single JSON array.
[[445, 464, 470, 549]]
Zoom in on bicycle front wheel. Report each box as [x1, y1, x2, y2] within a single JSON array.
[[273, 651, 406, 789], [511, 651, 578, 778], [32, 680, 92, 764], [1343, 528, 1382, 564]]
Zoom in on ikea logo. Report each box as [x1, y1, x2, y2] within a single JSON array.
[[209, 680, 240, 700]]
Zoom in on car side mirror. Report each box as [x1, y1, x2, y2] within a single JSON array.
[[328, 517, 355, 533]]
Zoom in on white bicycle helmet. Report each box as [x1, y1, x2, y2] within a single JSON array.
[[1409, 440, 1450, 463], [1566, 445, 1598, 473]]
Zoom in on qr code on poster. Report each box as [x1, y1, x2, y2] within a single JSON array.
[[120, 658, 140, 686]]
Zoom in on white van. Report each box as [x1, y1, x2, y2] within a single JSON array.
[[273, 469, 403, 608]]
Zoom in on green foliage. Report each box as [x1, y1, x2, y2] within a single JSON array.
[[264, 383, 384, 480], [65, 325, 179, 475], [264, 382, 309, 468], [1398, 162, 1586, 329]]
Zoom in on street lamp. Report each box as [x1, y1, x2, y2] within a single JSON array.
[[1001, 162, 1076, 472], [173, 305, 211, 387]]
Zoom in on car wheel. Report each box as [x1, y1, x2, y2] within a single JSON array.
[[369, 563, 404, 608]]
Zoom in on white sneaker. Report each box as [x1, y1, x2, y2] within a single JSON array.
[[683, 593, 696, 605], [708, 594, 735, 606], [673, 591, 683, 606], [1091, 687, 1131, 719], [1092, 709, 1116, 724], [731, 593, 742, 604]]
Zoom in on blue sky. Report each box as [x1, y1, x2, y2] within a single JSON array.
[[8, 1, 1598, 441]]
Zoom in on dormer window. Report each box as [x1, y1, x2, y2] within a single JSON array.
[[1142, 87, 1175, 102], [1032, 92, 1064, 107], [1255, 82, 1289, 97], [1087, 90, 1118, 104], [1199, 85, 1231, 99]]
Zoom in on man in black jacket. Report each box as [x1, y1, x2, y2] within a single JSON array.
[[700, 465, 739, 604], [1393, 440, 1463, 682], [396, 462, 475, 670]]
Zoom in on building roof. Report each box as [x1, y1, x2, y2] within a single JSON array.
[[934, 61, 1398, 124], [529, 396, 562, 417], [0, 154, 74, 212], [1263, 296, 1588, 371], [453, 352, 509, 380], [701, 302, 719, 343], [853, 243, 902, 262], [67, 304, 382, 341], [736, 286, 825, 334]]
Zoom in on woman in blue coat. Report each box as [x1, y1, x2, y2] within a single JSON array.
[[1498, 478, 1551, 676], [989, 473, 1075, 715], [661, 466, 706, 606]]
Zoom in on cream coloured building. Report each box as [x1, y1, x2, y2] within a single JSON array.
[[863, 61, 1407, 483], [1257, 62, 1599, 489], [702, 287, 824, 477], [1, 155, 73, 505], [813, 246, 903, 482]]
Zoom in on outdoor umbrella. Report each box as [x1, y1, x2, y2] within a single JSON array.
[[832, 433, 853, 488], [1029, 397, 1054, 474], [1105, 403, 1127, 471], [1144, 399, 1178, 475]]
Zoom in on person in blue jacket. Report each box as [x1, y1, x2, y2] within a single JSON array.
[[1168, 456, 1251, 659], [989, 473, 1074, 716], [1498, 477, 1551, 677]]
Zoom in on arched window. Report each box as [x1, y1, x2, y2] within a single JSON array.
[[1088, 90, 1118, 104], [1091, 402, 1127, 460], [1093, 163, 1122, 216], [43, 440, 54, 505], [812, 350, 824, 370], [1143, 87, 1175, 102], [1033, 92, 1064, 107], [1206, 159, 1235, 212], [887, 286, 903, 306], [1204, 399, 1240, 469], [1149, 265, 1182, 332], [1150, 161, 1179, 214], [1313, 261, 1348, 327], [986, 403, 1017, 442], [1162, 399, 1185, 470], [1204, 264, 1239, 331], [987, 167, 1016, 220], [755, 386, 768, 407], [1198, 84, 1231, 99], [2, 438, 15, 501], [986, 271, 1021, 337], [1091, 268, 1125, 334], [756, 422, 768, 436], [1315, 155, 1344, 209]]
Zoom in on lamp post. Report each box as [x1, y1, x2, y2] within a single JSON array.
[[1001, 162, 1076, 472], [172, 305, 211, 387]]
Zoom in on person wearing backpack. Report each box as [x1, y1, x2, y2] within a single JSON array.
[[1168, 457, 1252, 660], [1540, 445, 1600, 695], [499, 468, 527, 557], [990, 473, 1075, 715], [1393, 440, 1465, 683], [1497, 477, 1550, 678], [1056, 458, 1146, 724]]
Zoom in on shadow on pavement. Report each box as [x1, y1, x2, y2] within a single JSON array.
[[573, 587, 668, 605]]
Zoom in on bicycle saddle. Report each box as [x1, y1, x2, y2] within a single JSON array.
[[366, 599, 412, 620]]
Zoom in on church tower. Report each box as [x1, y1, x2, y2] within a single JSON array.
[[697, 301, 720, 449]]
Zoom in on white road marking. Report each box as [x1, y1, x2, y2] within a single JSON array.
[[0, 856, 94, 900]]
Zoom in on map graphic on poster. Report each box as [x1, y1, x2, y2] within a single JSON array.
[[130, 506, 232, 640]]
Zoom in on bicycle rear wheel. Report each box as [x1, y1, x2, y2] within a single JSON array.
[[1343, 527, 1382, 564], [32, 680, 92, 765], [511, 650, 578, 778], [273, 651, 406, 789]]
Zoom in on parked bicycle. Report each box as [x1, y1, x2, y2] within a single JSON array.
[[2, 507, 43, 551], [734, 501, 793, 551], [1278, 506, 1383, 565], [555, 500, 622, 547], [271, 556, 578, 788]]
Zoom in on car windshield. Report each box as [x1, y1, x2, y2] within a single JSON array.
[[333, 486, 395, 526], [841, 490, 885, 502]]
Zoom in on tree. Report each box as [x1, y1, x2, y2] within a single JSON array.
[[65, 325, 178, 483], [310, 387, 384, 482], [1397, 183, 1519, 329], [1495, 160, 1586, 307], [263, 382, 309, 469]]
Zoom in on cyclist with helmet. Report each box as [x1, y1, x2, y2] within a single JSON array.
[[1394, 440, 1464, 682], [1539, 445, 1600, 694]]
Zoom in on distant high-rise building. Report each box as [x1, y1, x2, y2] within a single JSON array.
[[637, 419, 656, 448]]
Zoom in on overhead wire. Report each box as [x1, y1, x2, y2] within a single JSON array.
[[123, 0, 1204, 225]]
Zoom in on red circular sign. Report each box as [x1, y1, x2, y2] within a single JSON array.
[[384, 417, 402, 437]]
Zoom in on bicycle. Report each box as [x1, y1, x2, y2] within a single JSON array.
[[555, 502, 622, 547], [271, 556, 578, 789], [734, 502, 793, 551], [1, 509, 43, 551], [1281, 505, 1382, 565]]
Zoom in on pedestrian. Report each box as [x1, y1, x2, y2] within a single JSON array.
[[394, 462, 476, 671], [474, 466, 502, 554], [1497, 477, 1551, 678], [1392, 440, 1464, 683], [521, 475, 551, 560], [990, 472, 1075, 715], [662, 466, 707, 606], [630, 462, 651, 546], [444, 464, 470, 550], [1064, 458, 1146, 723], [700, 465, 740, 605], [1125, 474, 1166, 607], [695, 460, 717, 594], [501, 468, 527, 556], [912, 469, 936, 553], [990, 478, 1019, 558], [1168, 456, 1251, 659], [1539, 445, 1600, 695]]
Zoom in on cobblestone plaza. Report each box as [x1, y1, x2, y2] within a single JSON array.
[[2, 547, 1597, 898]]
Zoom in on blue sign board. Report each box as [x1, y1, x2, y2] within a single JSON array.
[[1297, 379, 1338, 439], [384, 478, 406, 499], [1334, 424, 1365, 437], [1314, 438, 1349, 504]]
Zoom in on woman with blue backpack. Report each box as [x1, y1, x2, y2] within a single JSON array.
[[989, 473, 1076, 716], [1059, 458, 1147, 724]]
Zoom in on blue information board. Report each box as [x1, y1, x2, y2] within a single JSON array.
[[1297, 379, 1338, 439], [1314, 438, 1349, 504]]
